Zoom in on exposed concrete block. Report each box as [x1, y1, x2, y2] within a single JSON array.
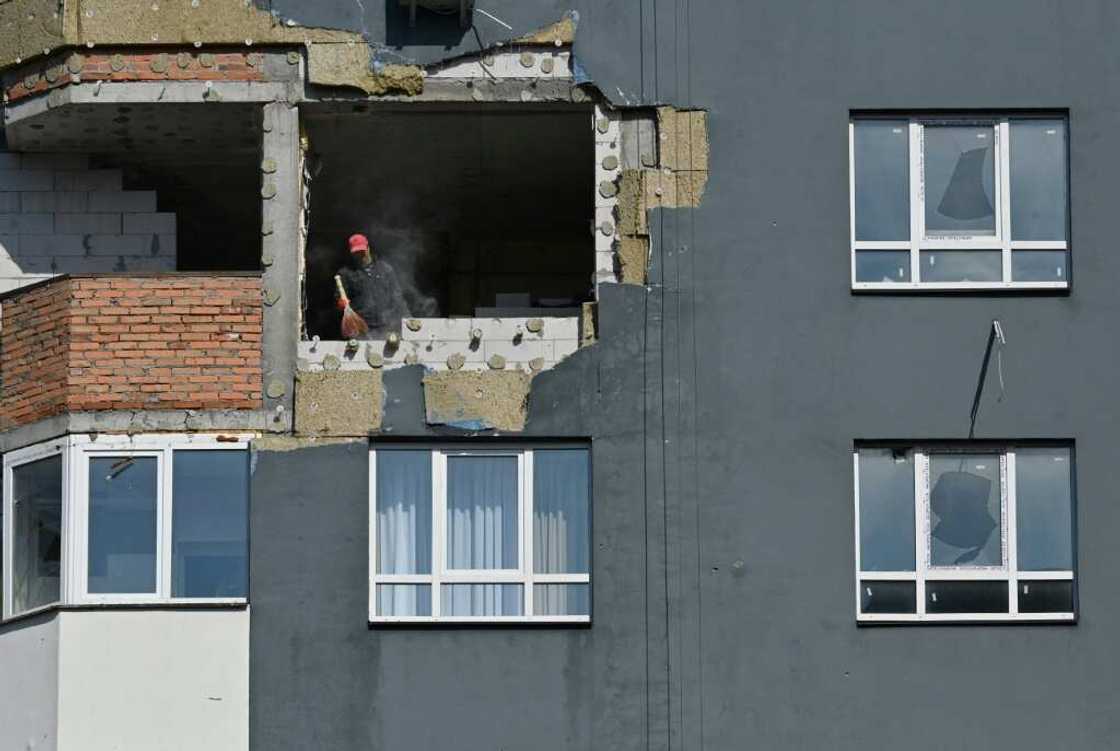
[[0, 247, 23, 276], [0, 153, 20, 170], [423, 370, 531, 432], [0, 170, 53, 191], [54, 213, 122, 235], [88, 191, 156, 213], [123, 212, 176, 235], [0, 235, 19, 258], [553, 339, 579, 360], [19, 191, 88, 213], [294, 370, 382, 436], [0, 213, 52, 234], [86, 234, 151, 255], [54, 170, 123, 192], [19, 234, 86, 256], [0, 193, 19, 212], [13, 254, 61, 273], [19, 154, 90, 171], [398, 316, 474, 341]]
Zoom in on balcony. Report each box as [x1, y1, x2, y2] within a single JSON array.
[[0, 274, 262, 430]]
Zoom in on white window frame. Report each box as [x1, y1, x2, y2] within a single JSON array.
[[853, 446, 1076, 624], [849, 115, 1070, 291], [369, 444, 591, 624], [2, 433, 252, 619]]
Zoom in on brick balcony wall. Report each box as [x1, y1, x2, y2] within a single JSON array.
[[0, 275, 262, 430]]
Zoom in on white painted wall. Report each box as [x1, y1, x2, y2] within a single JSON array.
[[0, 614, 60, 751], [56, 608, 249, 751]]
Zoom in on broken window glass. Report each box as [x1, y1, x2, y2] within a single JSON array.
[[1011, 120, 1068, 241], [1015, 448, 1073, 571], [855, 250, 910, 283], [924, 125, 996, 235], [928, 454, 1002, 568], [88, 456, 158, 594], [858, 448, 915, 571], [854, 120, 910, 241], [11, 455, 62, 614], [171, 450, 249, 598]]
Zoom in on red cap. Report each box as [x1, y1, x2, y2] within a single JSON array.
[[348, 233, 370, 253]]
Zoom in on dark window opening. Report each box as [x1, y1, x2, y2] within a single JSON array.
[[302, 105, 594, 341]]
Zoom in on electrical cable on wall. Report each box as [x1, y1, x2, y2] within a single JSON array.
[[968, 319, 1007, 439]]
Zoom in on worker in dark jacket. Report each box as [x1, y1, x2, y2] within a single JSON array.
[[335, 233, 410, 339]]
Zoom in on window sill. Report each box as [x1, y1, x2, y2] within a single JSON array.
[[857, 612, 1075, 625], [2, 599, 248, 626], [370, 616, 590, 628], [852, 282, 1070, 294]]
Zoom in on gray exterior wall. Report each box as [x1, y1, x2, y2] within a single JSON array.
[[250, 2, 1120, 748]]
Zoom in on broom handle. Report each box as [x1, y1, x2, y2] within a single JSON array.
[[334, 274, 348, 302]]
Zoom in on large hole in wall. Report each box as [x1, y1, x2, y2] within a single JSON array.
[[301, 103, 594, 341]]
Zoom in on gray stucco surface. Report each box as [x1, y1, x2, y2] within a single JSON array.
[[250, 1, 1120, 748]]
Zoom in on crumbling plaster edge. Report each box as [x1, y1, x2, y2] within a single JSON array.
[[0, 408, 274, 454]]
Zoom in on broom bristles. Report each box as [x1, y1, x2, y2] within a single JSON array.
[[340, 305, 368, 338]]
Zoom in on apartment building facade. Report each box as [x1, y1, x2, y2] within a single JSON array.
[[0, 1, 1112, 749]]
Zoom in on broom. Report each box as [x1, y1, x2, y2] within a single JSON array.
[[335, 274, 369, 339]]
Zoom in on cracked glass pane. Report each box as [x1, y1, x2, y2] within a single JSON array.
[[928, 454, 1002, 568], [924, 125, 996, 235]]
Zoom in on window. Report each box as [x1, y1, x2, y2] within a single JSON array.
[[854, 445, 1075, 622], [370, 445, 591, 623], [850, 116, 1069, 290], [2, 434, 249, 618]]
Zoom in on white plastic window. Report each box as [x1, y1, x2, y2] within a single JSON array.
[[370, 445, 591, 623], [850, 116, 1070, 290], [854, 445, 1076, 623], [2, 434, 250, 619]]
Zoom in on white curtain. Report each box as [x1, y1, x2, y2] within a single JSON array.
[[533, 449, 590, 615], [376, 451, 431, 616], [445, 456, 518, 616]]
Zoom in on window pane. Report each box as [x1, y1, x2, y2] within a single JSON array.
[[534, 584, 590, 616], [446, 456, 518, 570], [857, 448, 915, 571], [859, 580, 916, 614], [441, 583, 522, 616], [919, 250, 1002, 283], [928, 454, 1002, 567], [171, 451, 248, 598], [1015, 448, 1073, 571], [533, 449, 590, 574], [376, 584, 432, 617], [88, 456, 158, 594], [1018, 580, 1074, 614], [927, 580, 1008, 614], [923, 125, 996, 235], [1012, 250, 1067, 282], [1011, 120, 1068, 241], [854, 120, 910, 241], [376, 450, 431, 575], [11, 455, 62, 613], [854, 250, 910, 283]]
